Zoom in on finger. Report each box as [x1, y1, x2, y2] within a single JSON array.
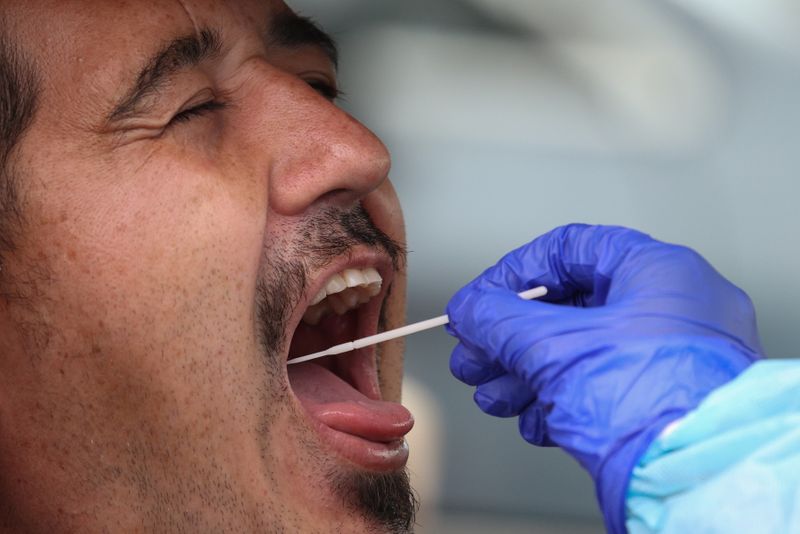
[[518, 403, 555, 446], [450, 343, 505, 386], [447, 285, 605, 364], [447, 287, 616, 393], [473, 373, 537, 417]]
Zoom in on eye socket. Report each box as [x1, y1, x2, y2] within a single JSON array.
[[168, 100, 228, 127], [165, 78, 337, 129]]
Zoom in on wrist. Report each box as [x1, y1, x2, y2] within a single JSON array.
[[592, 337, 757, 533], [595, 412, 684, 534]]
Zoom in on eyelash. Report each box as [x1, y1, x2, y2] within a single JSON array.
[[307, 80, 341, 101], [168, 80, 340, 127], [169, 100, 228, 126]]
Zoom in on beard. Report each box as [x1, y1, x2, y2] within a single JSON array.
[[333, 470, 418, 534], [254, 203, 417, 533]]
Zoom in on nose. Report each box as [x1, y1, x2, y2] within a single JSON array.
[[256, 70, 391, 216]]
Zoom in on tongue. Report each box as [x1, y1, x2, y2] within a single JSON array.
[[288, 363, 413, 442]]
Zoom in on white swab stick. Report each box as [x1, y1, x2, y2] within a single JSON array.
[[287, 285, 548, 366]]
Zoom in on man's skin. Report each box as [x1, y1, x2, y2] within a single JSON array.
[[0, 0, 415, 532]]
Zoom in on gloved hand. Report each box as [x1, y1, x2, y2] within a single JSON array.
[[446, 224, 763, 534]]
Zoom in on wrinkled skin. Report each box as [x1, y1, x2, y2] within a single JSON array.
[[0, 0, 409, 532]]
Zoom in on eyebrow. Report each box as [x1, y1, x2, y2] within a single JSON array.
[[269, 12, 338, 69], [106, 15, 337, 124], [107, 28, 221, 122]]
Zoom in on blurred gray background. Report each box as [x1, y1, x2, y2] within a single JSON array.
[[289, 1, 800, 532]]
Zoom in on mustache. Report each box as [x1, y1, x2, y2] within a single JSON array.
[[304, 204, 406, 272], [255, 204, 406, 364]]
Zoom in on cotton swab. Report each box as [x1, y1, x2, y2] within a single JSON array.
[[287, 285, 548, 365]]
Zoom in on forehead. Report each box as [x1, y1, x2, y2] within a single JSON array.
[[13, 0, 289, 53], [8, 0, 294, 112]]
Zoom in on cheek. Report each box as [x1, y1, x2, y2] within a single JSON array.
[[0, 147, 283, 470], [363, 180, 405, 247], [17, 150, 269, 374], [363, 181, 407, 402]]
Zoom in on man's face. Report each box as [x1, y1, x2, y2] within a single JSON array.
[[0, 1, 414, 532]]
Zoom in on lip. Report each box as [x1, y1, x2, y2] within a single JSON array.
[[281, 247, 412, 471], [307, 413, 411, 471]]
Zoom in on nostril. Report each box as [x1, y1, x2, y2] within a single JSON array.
[[315, 188, 355, 206], [270, 185, 367, 215]]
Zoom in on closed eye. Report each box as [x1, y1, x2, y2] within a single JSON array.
[[307, 79, 341, 102], [169, 100, 228, 127]]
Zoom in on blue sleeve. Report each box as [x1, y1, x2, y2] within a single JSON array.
[[624, 359, 800, 534]]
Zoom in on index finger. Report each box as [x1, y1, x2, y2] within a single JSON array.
[[472, 224, 655, 305]]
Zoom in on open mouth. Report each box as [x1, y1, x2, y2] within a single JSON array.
[[286, 261, 414, 471]]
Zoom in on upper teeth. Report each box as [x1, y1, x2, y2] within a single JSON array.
[[303, 268, 383, 325]]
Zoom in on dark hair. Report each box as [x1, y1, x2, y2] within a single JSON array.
[[0, 24, 39, 262]]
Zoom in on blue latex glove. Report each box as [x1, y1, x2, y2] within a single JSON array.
[[446, 224, 763, 534]]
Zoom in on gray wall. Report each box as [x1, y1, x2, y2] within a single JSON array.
[[291, 0, 800, 525]]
